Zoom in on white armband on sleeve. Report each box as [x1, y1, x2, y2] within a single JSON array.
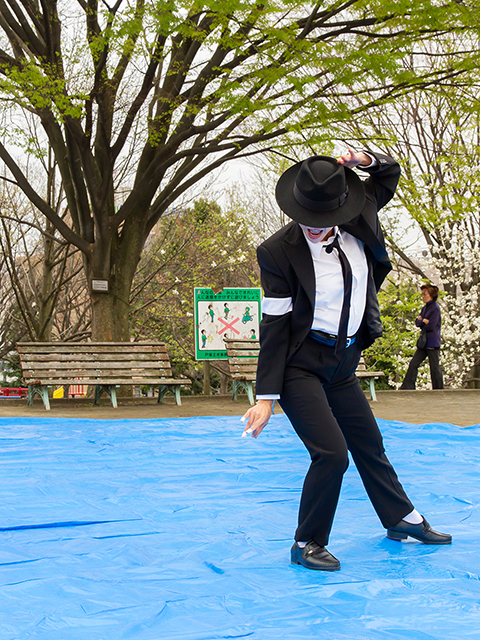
[[262, 296, 293, 316], [256, 394, 280, 400]]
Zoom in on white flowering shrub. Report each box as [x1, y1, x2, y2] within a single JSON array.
[[433, 268, 480, 388]]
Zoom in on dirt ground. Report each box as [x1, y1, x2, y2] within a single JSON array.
[[0, 388, 478, 427]]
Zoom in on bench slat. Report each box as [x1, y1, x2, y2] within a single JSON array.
[[23, 371, 172, 381], [224, 341, 260, 350], [17, 353, 170, 363], [17, 341, 167, 347], [229, 364, 258, 373], [24, 378, 190, 385], [356, 371, 385, 378], [17, 345, 168, 355], [20, 361, 172, 371], [226, 350, 260, 358]]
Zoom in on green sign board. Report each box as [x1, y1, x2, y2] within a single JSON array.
[[194, 287, 262, 360]]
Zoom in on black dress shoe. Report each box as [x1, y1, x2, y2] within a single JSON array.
[[387, 517, 452, 545], [291, 541, 341, 571]]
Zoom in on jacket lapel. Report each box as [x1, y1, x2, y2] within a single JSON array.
[[341, 204, 390, 266], [283, 223, 316, 310]]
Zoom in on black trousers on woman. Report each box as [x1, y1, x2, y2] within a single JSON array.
[[400, 347, 444, 390], [279, 335, 414, 547]]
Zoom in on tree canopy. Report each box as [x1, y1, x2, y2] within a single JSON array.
[[0, 0, 479, 340]]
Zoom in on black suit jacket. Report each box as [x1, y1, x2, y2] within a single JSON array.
[[256, 152, 400, 396]]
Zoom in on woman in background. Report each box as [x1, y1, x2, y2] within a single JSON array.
[[400, 283, 444, 390]]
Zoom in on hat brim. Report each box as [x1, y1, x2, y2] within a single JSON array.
[[275, 156, 366, 227]]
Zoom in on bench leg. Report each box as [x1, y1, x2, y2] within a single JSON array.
[[232, 380, 255, 404], [157, 384, 182, 406], [368, 379, 377, 402], [232, 380, 239, 401], [28, 385, 50, 410], [173, 385, 182, 406], [246, 382, 255, 406], [95, 385, 118, 408], [109, 387, 118, 408]]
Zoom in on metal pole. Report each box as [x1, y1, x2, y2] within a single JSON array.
[[203, 361, 211, 395]]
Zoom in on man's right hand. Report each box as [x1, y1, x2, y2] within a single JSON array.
[[241, 399, 273, 438], [337, 148, 372, 168]]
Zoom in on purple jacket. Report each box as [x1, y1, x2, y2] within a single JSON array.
[[416, 300, 441, 348]]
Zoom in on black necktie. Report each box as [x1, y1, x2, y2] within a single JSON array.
[[326, 235, 353, 356]]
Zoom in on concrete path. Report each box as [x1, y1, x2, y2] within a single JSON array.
[[0, 389, 478, 427]]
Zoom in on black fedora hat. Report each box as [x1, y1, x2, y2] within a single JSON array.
[[275, 155, 365, 227]]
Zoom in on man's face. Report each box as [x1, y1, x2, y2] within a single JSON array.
[[300, 225, 334, 243]]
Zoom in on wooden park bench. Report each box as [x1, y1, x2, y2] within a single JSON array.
[[223, 341, 384, 404], [16, 341, 192, 410], [224, 338, 260, 405], [355, 356, 385, 402]]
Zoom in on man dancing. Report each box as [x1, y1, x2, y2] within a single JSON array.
[[242, 149, 451, 571]]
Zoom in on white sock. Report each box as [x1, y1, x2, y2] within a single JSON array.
[[402, 508, 423, 525], [298, 512, 422, 545]]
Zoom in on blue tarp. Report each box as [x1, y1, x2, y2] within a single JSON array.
[[0, 415, 479, 639]]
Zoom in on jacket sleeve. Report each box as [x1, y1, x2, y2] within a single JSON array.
[[415, 305, 425, 328], [340, 151, 398, 290], [362, 151, 401, 211], [255, 244, 292, 396], [423, 303, 441, 334]]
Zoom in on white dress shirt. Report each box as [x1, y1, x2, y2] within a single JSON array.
[[307, 227, 368, 337]]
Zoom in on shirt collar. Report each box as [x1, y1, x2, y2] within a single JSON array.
[[303, 226, 341, 256]]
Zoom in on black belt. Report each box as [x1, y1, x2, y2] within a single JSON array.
[[310, 329, 357, 348]]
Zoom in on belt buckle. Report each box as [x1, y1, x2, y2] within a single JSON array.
[[345, 336, 356, 348]]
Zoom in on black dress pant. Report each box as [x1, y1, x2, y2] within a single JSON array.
[[400, 347, 444, 390], [279, 336, 414, 547]]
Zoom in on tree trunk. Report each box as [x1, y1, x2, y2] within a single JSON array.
[[90, 276, 134, 397], [89, 220, 145, 342], [91, 290, 131, 341], [37, 221, 55, 341]]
